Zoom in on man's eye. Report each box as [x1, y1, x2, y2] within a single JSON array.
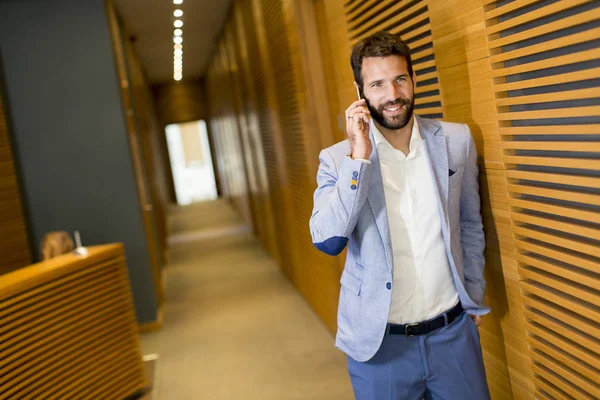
[[372, 83, 381, 88]]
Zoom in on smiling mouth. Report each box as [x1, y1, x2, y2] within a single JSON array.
[[384, 104, 404, 113]]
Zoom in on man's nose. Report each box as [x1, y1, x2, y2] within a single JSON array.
[[385, 83, 402, 102]]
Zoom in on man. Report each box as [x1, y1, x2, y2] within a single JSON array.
[[309, 31, 490, 399]]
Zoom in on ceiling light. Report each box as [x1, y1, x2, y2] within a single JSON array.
[[174, 36, 183, 44], [174, 29, 183, 37], [174, 44, 182, 50], [174, 9, 183, 17], [174, 20, 183, 28], [174, 49, 183, 56], [174, 76, 182, 81], [174, 0, 183, 4]]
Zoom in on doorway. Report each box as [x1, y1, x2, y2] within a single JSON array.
[[165, 119, 217, 205]]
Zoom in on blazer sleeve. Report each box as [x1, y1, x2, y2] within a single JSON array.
[[460, 126, 487, 307], [309, 148, 372, 256]]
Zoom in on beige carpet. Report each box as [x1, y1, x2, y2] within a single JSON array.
[[140, 199, 354, 400]]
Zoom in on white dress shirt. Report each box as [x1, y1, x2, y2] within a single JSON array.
[[371, 119, 459, 324]]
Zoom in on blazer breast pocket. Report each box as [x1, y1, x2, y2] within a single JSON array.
[[448, 168, 461, 185]]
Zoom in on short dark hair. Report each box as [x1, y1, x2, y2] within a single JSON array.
[[351, 31, 413, 89]]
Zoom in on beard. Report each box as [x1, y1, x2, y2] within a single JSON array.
[[366, 96, 415, 130]]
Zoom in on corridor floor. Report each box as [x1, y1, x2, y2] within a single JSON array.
[[140, 199, 354, 400]]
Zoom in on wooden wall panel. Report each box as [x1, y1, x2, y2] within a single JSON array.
[[0, 69, 31, 276], [484, 1, 600, 399], [345, 0, 444, 120], [107, 0, 164, 313], [206, 34, 253, 229], [122, 35, 168, 304], [205, 1, 599, 398], [427, 1, 530, 398], [232, 2, 280, 261], [152, 79, 208, 126]]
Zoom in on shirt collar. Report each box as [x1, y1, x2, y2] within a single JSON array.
[[371, 117, 422, 156]]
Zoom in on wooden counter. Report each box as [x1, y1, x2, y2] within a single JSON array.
[[0, 244, 146, 399]]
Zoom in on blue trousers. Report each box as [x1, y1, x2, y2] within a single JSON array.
[[347, 312, 490, 400]]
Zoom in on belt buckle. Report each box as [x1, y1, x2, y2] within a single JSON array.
[[405, 323, 419, 336]]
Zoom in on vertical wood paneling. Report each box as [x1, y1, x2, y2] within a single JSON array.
[[106, 0, 164, 312], [232, 2, 280, 261], [0, 69, 31, 276], [206, 35, 252, 228]]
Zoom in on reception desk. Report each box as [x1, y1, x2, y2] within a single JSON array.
[[0, 244, 146, 399]]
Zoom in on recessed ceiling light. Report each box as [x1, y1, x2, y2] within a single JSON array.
[[174, 49, 183, 56], [174, 44, 183, 50], [174, 9, 183, 17], [174, 76, 182, 81], [174, 29, 183, 37], [174, 0, 183, 4], [174, 20, 183, 28], [174, 36, 183, 44]]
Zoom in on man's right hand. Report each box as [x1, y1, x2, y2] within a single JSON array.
[[345, 99, 373, 160]]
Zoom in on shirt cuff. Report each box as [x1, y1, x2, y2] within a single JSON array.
[[346, 155, 371, 164]]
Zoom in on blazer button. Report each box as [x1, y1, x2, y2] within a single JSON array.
[[351, 185, 357, 190], [352, 171, 358, 178], [386, 282, 391, 290]]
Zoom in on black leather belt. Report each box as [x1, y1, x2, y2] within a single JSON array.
[[388, 302, 464, 336]]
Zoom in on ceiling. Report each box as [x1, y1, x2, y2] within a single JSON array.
[[113, 0, 234, 84]]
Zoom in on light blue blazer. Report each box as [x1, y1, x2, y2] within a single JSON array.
[[309, 116, 490, 362]]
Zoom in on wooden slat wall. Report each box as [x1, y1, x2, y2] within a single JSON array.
[[0, 69, 31, 276], [206, 1, 599, 398], [426, 1, 531, 398], [0, 244, 146, 399], [206, 0, 342, 331], [231, 3, 280, 260], [206, 34, 253, 228], [346, 0, 444, 119], [485, 1, 600, 399]]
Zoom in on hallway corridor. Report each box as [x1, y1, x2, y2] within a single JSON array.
[[140, 199, 353, 399]]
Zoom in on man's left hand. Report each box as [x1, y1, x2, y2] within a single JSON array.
[[469, 314, 482, 327]]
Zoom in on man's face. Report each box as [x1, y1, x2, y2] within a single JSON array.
[[360, 55, 416, 130]]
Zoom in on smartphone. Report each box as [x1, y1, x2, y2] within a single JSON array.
[[355, 85, 365, 129]]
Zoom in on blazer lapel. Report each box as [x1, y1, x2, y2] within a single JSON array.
[[367, 134, 394, 274], [418, 116, 451, 239]]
